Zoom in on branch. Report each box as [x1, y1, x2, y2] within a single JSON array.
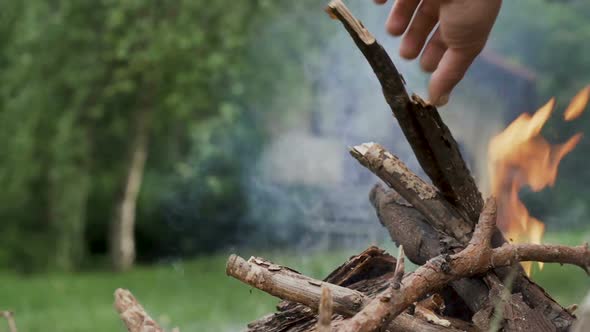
[[1, 311, 17, 332], [391, 246, 405, 290], [351, 142, 474, 242], [492, 243, 590, 275], [327, 0, 483, 222], [339, 198, 590, 331], [226, 255, 368, 316], [114, 288, 165, 332], [317, 286, 333, 332]]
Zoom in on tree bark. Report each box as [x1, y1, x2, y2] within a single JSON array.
[[110, 108, 150, 272]]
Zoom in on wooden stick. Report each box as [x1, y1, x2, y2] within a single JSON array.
[[1, 311, 17, 332], [339, 198, 590, 331], [391, 246, 405, 290], [226, 255, 368, 316], [317, 286, 333, 332], [351, 142, 474, 242], [114, 288, 164, 332], [327, 0, 483, 223]]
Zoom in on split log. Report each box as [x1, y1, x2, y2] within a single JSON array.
[[326, 0, 483, 223], [242, 247, 471, 332], [339, 198, 590, 332]]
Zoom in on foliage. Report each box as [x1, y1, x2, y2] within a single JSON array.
[[0, 0, 328, 271]]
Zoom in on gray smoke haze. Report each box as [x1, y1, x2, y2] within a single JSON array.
[[246, 3, 508, 251]]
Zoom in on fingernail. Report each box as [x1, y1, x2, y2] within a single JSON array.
[[434, 94, 449, 107]]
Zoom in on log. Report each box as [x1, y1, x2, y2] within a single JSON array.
[[326, 0, 483, 223]]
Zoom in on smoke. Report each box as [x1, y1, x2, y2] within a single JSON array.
[[244, 2, 507, 251]]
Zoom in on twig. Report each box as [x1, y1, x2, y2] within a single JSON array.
[[339, 198, 590, 332], [1, 311, 17, 332], [317, 286, 333, 332], [391, 245, 405, 290], [114, 288, 165, 332]]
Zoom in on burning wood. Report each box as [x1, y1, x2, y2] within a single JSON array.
[[225, 0, 590, 331]]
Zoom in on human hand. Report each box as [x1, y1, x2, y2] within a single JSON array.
[[373, 0, 502, 106]]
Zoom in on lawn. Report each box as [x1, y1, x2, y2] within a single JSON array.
[[1, 234, 588, 332]]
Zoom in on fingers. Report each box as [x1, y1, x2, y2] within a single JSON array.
[[429, 47, 481, 106], [420, 27, 447, 72], [386, 0, 420, 36], [400, 0, 440, 59]]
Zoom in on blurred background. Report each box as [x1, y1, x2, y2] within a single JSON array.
[[0, 0, 589, 331]]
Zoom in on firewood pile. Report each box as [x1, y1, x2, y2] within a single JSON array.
[[224, 1, 590, 331]]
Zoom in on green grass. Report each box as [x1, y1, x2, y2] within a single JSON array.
[[0, 235, 588, 332]]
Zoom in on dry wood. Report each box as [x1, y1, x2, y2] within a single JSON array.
[[391, 245, 405, 290], [370, 184, 491, 314], [239, 247, 472, 332], [238, 247, 473, 332], [1, 311, 17, 332], [114, 288, 165, 332], [351, 142, 474, 242], [226, 255, 368, 316], [317, 286, 333, 332], [339, 198, 589, 332], [327, 0, 483, 223]]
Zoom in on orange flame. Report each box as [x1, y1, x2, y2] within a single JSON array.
[[488, 87, 588, 275]]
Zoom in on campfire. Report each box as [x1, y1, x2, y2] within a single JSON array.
[[109, 1, 589, 331]]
